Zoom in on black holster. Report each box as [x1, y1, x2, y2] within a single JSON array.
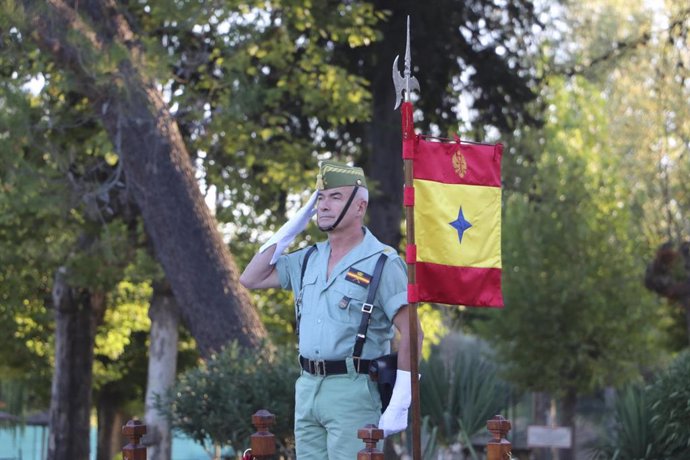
[[368, 353, 398, 412]]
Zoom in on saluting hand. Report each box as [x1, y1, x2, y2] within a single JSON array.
[[259, 191, 318, 265]]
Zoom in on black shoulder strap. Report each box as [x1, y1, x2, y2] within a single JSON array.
[[295, 245, 317, 337], [353, 253, 388, 358], [300, 245, 318, 291]]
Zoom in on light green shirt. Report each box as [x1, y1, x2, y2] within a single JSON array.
[[276, 228, 408, 361]]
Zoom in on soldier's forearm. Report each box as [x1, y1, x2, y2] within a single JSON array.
[[239, 245, 280, 289], [393, 305, 424, 371]]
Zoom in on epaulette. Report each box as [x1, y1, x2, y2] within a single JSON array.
[[288, 244, 319, 256]]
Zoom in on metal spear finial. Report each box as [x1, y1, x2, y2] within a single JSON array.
[[392, 16, 420, 110]]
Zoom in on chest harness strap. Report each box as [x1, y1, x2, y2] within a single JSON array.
[[297, 248, 388, 376], [295, 245, 318, 337], [352, 254, 387, 359]]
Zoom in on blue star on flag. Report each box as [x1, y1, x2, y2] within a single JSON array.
[[449, 207, 472, 243]]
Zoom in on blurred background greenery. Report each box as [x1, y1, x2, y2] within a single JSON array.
[[1, 1, 690, 459]]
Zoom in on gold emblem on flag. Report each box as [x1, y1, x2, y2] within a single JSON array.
[[452, 149, 467, 178]]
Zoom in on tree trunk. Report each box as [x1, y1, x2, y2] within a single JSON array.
[[364, 8, 406, 249], [96, 388, 126, 460], [48, 267, 105, 460], [532, 392, 550, 460], [684, 299, 690, 346], [559, 390, 577, 460], [144, 281, 180, 460], [25, 0, 266, 357]]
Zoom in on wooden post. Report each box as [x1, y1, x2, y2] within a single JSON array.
[[357, 424, 384, 460], [486, 415, 512, 460], [402, 98, 421, 460], [250, 409, 276, 459], [122, 419, 147, 460]]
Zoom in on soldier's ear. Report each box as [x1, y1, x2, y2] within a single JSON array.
[[357, 199, 368, 216]]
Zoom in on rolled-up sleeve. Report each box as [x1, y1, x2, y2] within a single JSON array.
[[377, 256, 408, 321], [275, 252, 297, 291], [275, 255, 289, 290], [276, 246, 315, 294]]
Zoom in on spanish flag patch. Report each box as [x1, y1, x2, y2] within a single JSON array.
[[345, 269, 372, 287]]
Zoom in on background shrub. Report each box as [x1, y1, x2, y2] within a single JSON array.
[[589, 384, 663, 460], [157, 341, 299, 457], [420, 333, 510, 448], [649, 350, 690, 459]]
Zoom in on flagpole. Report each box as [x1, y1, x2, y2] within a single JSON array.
[[404, 121, 422, 460], [393, 16, 422, 460]]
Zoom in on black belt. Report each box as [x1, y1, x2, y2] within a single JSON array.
[[299, 355, 371, 376]]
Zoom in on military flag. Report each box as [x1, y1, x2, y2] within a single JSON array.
[[392, 16, 504, 460], [411, 136, 503, 307]]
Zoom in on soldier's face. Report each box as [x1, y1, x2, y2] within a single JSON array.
[[317, 186, 365, 229]]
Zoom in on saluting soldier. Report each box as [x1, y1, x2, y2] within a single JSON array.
[[240, 160, 423, 460]]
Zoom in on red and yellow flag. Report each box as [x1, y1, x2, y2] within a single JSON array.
[[412, 136, 503, 307]]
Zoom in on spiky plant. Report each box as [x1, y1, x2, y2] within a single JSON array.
[[649, 350, 690, 459], [589, 385, 662, 460], [420, 333, 510, 453]]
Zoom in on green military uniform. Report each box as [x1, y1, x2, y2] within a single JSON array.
[[274, 160, 408, 459]]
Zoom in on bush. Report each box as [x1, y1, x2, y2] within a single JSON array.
[[420, 333, 510, 448], [589, 385, 662, 460], [649, 350, 690, 459], [156, 341, 299, 457], [590, 351, 690, 460]]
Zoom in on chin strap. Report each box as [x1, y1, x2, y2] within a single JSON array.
[[318, 185, 359, 232]]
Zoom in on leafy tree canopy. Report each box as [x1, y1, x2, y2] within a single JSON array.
[[480, 75, 662, 396]]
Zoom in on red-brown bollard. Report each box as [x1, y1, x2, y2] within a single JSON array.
[[250, 409, 276, 459], [486, 415, 512, 460], [357, 424, 384, 460], [122, 419, 147, 460]]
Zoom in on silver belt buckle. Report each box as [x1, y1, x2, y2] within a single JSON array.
[[310, 359, 326, 376]]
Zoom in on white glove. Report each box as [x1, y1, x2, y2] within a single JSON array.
[[259, 191, 318, 265], [378, 369, 412, 437]]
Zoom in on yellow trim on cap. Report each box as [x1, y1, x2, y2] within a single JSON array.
[[321, 164, 364, 176]]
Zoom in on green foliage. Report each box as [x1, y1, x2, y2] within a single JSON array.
[[0, 65, 74, 402], [128, 1, 385, 343], [420, 333, 510, 446], [590, 385, 662, 460], [565, 1, 690, 246], [556, 1, 690, 343], [649, 350, 690, 458], [482, 76, 662, 399], [591, 352, 690, 460], [248, 287, 299, 347], [93, 281, 152, 386], [0, 380, 28, 420], [140, 0, 380, 234], [1, 0, 388, 422], [65, 221, 135, 291], [158, 341, 299, 456]]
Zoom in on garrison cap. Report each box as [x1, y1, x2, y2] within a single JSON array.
[[316, 160, 368, 191]]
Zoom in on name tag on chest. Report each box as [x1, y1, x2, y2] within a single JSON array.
[[345, 269, 372, 287]]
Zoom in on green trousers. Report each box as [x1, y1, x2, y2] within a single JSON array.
[[294, 358, 382, 460]]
